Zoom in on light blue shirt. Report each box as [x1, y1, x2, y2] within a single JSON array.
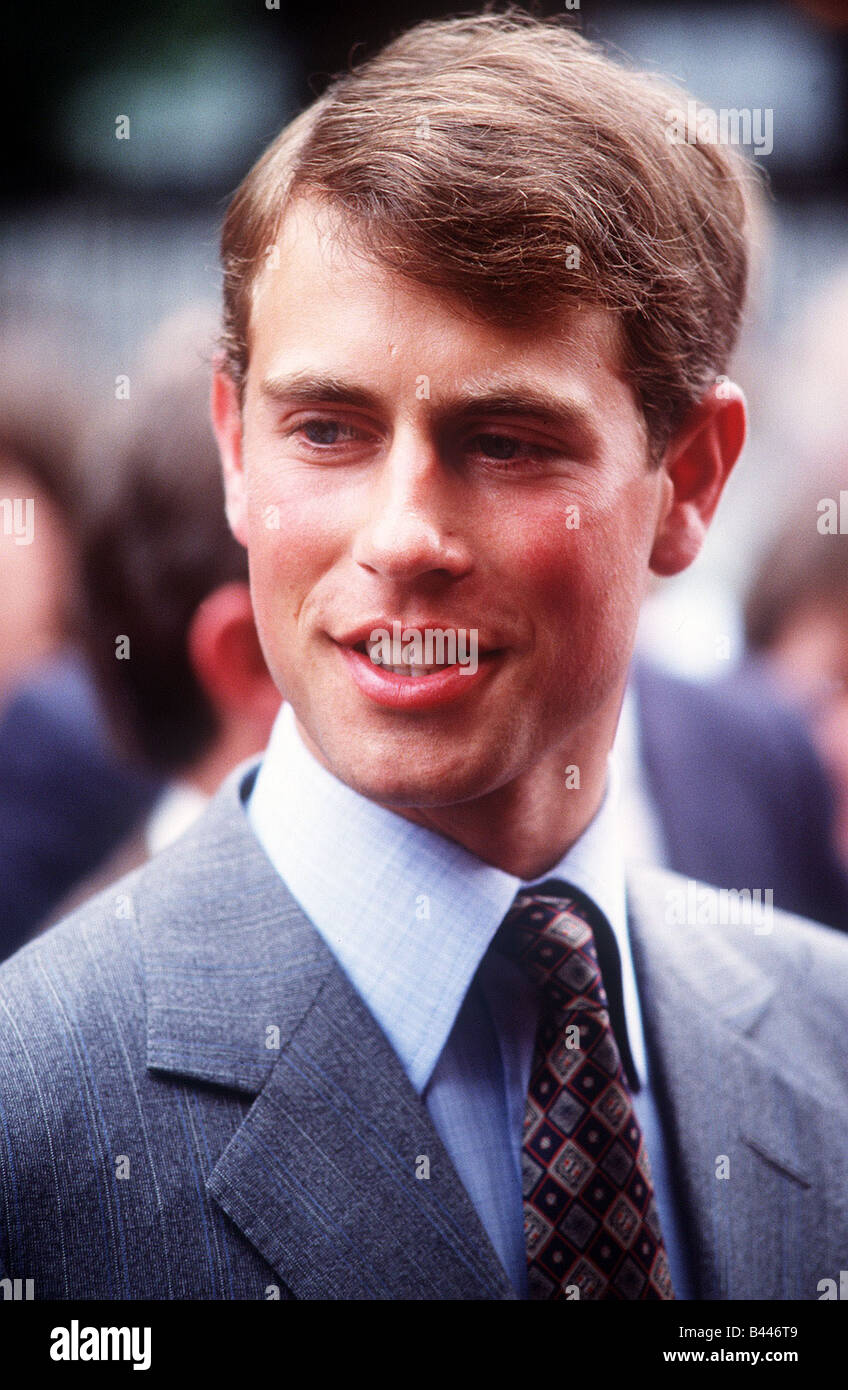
[[248, 701, 693, 1298]]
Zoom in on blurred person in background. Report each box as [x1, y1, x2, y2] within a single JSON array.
[[0, 326, 161, 962], [0, 331, 83, 705], [745, 483, 848, 872], [619, 655, 848, 930], [44, 309, 281, 921]]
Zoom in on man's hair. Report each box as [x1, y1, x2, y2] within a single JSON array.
[[220, 8, 757, 462], [0, 326, 83, 516], [745, 482, 848, 652], [80, 315, 248, 776]]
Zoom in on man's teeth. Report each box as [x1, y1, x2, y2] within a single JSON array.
[[380, 663, 455, 677], [358, 638, 456, 676]]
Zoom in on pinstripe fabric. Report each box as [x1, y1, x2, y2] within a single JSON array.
[[1, 759, 847, 1300], [0, 911, 262, 1299]]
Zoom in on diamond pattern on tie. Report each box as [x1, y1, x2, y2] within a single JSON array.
[[495, 888, 674, 1300]]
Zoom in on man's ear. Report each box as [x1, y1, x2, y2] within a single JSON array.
[[211, 367, 248, 547], [188, 582, 281, 736], [649, 381, 747, 578]]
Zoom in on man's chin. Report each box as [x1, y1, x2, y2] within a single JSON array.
[[292, 705, 519, 807], [309, 736, 508, 810], [334, 760, 496, 811]]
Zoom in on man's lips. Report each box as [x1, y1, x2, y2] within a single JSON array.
[[337, 645, 499, 710], [330, 622, 502, 710]]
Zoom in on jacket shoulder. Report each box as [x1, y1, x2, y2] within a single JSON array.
[[626, 864, 848, 1111], [0, 868, 149, 1074], [628, 860, 848, 951]]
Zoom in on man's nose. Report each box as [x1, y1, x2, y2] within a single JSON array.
[[351, 431, 473, 583]]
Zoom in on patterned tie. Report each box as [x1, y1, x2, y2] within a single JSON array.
[[494, 883, 675, 1300]]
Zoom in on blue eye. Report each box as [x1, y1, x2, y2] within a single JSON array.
[[301, 419, 353, 445]]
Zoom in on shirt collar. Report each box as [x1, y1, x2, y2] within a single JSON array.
[[248, 702, 646, 1092]]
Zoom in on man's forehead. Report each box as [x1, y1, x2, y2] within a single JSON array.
[[247, 194, 627, 381]]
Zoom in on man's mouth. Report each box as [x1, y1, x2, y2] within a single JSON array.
[[352, 638, 461, 678], [332, 621, 499, 709]]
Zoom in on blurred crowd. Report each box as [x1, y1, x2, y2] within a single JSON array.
[[0, 275, 847, 963], [0, 308, 281, 958]]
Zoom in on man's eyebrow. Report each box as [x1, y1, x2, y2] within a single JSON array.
[[260, 373, 379, 410], [449, 388, 594, 430]]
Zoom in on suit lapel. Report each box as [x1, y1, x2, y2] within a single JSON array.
[[138, 761, 514, 1300], [208, 958, 515, 1299], [627, 867, 846, 1300]]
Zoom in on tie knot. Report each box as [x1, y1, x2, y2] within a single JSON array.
[[494, 886, 610, 1014]]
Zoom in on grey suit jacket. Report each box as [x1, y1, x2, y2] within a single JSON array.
[[0, 760, 846, 1300]]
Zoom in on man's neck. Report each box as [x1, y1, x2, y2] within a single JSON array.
[[390, 754, 608, 879], [292, 697, 622, 880]]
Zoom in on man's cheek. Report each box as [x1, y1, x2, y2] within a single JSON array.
[[522, 542, 633, 666], [246, 487, 317, 563], [503, 534, 593, 616]]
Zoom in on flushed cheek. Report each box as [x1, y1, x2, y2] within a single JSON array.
[[505, 530, 643, 686], [499, 530, 605, 628], [524, 485, 654, 605]]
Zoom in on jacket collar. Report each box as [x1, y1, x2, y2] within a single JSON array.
[[140, 758, 328, 1095], [626, 865, 847, 1301]]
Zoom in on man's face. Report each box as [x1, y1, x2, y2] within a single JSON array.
[[217, 199, 673, 809]]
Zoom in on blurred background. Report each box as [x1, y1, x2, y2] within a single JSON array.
[[2, 0, 848, 955]]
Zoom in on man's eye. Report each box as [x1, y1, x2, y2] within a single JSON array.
[[297, 419, 361, 446], [467, 433, 549, 463]]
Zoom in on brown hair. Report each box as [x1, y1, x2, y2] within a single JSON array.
[[0, 328, 84, 516], [745, 483, 848, 652], [80, 316, 248, 776], [220, 7, 757, 461]]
